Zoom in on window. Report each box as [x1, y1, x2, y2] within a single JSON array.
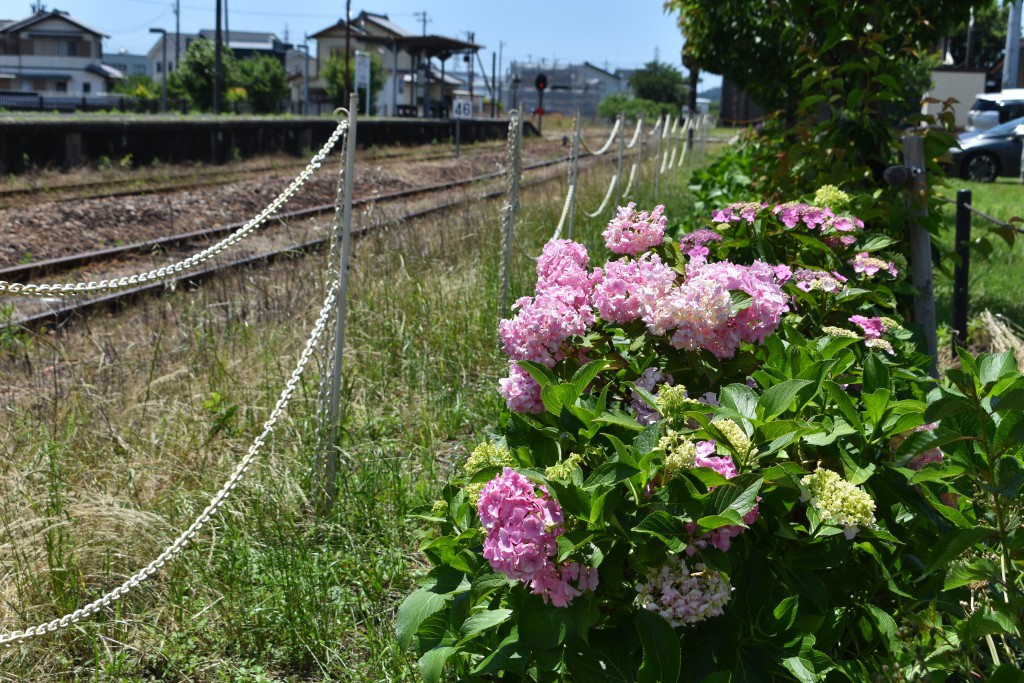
[[56, 81, 67, 92], [58, 40, 79, 57], [132, 64, 147, 76], [83, 82, 91, 93]]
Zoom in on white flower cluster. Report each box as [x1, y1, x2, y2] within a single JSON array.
[[801, 468, 876, 539], [634, 557, 733, 627], [657, 430, 698, 471]]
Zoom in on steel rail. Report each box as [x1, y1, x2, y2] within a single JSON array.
[[5, 153, 601, 330]]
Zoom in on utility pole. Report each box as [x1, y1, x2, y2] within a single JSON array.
[[414, 11, 429, 36], [468, 32, 475, 107], [1004, 0, 1022, 89], [498, 41, 505, 114], [344, 0, 352, 105], [214, 0, 222, 114], [298, 38, 310, 115], [149, 27, 168, 113], [174, 0, 180, 70]]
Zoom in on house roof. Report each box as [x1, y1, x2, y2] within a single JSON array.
[[357, 11, 415, 38], [582, 61, 618, 78], [308, 20, 370, 41], [197, 29, 286, 46], [0, 9, 107, 38], [87, 63, 123, 79]]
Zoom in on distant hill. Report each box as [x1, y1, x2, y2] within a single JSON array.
[[698, 87, 721, 101]]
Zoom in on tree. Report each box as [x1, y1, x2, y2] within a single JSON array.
[[947, 0, 1008, 72], [238, 55, 288, 114], [598, 92, 676, 122], [169, 39, 239, 112], [322, 50, 386, 113], [666, 0, 975, 120], [112, 74, 159, 100], [629, 60, 687, 108], [665, 0, 975, 199]]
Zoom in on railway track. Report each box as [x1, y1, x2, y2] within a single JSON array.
[[0, 140, 512, 208], [2, 150, 604, 330]]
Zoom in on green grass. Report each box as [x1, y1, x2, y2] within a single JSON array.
[[933, 177, 1024, 329], [0, 150, 696, 680]]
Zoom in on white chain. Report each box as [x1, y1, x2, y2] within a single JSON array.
[[581, 172, 618, 219], [0, 121, 348, 299], [580, 117, 621, 156], [625, 118, 643, 149], [621, 162, 638, 197], [0, 279, 339, 647], [549, 183, 575, 242]]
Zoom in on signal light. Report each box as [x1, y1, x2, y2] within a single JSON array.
[[535, 74, 547, 91]]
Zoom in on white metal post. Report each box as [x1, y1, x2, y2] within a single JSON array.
[[322, 93, 358, 510]]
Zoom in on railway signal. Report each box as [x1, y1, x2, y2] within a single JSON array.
[[535, 73, 547, 134]]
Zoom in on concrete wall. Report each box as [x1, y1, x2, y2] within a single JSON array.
[[0, 116, 517, 174], [924, 70, 987, 130]]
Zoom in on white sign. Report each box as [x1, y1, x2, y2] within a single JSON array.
[[452, 98, 473, 119], [355, 51, 371, 88]]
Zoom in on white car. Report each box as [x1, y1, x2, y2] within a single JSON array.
[[966, 89, 1024, 131]]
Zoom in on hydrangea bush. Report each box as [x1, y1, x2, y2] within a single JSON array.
[[398, 197, 1024, 681]]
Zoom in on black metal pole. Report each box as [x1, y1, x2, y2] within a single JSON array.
[[952, 188, 972, 347], [214, 0, 222, 114]]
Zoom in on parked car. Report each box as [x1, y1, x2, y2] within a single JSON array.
[[949, 115, 1024, 182], [966, 89, 1024, 131]]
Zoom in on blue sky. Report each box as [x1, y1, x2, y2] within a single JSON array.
[[20, 0, 722, 91]]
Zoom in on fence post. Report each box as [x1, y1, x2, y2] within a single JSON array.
[[903, 135, 938, 377], [952, 188, 972, 347], [567, 111, 580, 240], [636, 114, 644, 191], [500, 109, 523, 322], [613, 113, 624, 210], [654, 116, 664, 201], [320, 93, 358, 511]]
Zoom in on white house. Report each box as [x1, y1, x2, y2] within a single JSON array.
[[0, 9, 121, 94]]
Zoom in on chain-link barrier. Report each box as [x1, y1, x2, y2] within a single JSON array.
[[0, 120, 348, 299], [0, 278, 340, 647]]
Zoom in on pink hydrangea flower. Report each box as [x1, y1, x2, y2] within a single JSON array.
[[679, 228, 724, 261], [644, 260, 788, 360], [478, 468, 598, 606], [603, 203, 667, 255], [499, 289, 595, 367], [773, 264, 793, 283], [682, 448, 759, 554], [498, 364, 545, 413], [850, 252, 898, 278], [849, 315, 886, 340], [772, 203, 833, 230], [536, 239, 592, 298], [712, 202, 765, 224], [793, 268, 844, 293], [591, 253, 676, 325]]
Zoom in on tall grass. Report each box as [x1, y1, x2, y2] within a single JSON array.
[[0, 146, 695, 680], [933, 177, 1024, 329]]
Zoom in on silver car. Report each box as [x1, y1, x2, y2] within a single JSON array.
[[966, 90, 1024, 132], [950, 115, 1024, 182]]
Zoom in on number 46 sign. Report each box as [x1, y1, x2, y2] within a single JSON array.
[[452, 98, 473, 119]]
